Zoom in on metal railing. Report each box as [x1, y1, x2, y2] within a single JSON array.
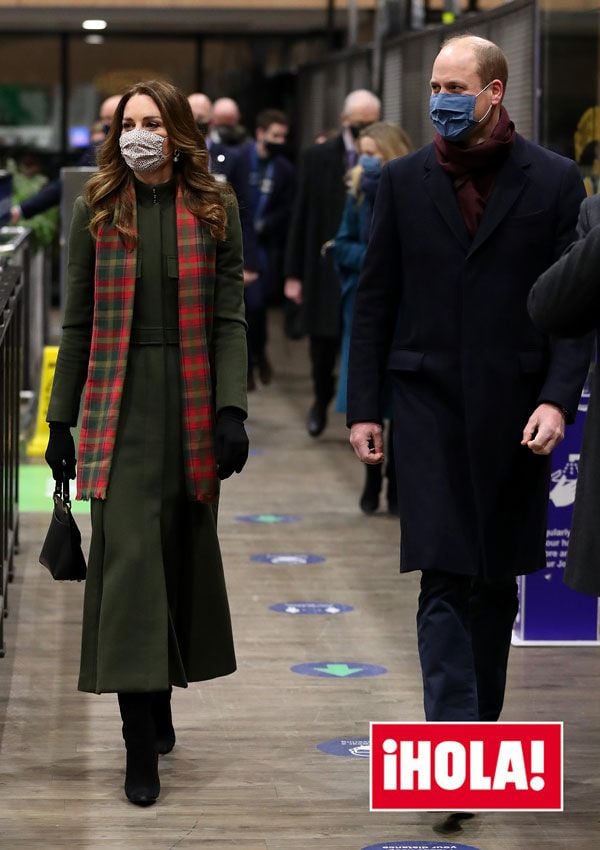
[[0, 265, 24, 658], [0, 226, 50, 396]]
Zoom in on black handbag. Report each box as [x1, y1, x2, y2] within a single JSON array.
[[39, 472, 87, 581]]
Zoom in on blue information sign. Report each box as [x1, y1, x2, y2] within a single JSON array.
[[270, 602, 353, 615], [514, 382, 600, 643], [251, 553, 325, 565], [235, 514, 301, 524], [291, 662, 387, 679], [362, 844, 480, 850], [317, 738, 370, 758]]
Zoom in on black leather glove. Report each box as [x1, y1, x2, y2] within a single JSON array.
[[45, 422, 76, 481], [215, 407, 249, 480]]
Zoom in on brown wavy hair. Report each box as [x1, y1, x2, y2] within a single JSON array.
[[85, 79, 231, 245]]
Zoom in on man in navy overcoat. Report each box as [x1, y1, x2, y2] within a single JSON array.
[[348, 35, 591, 722]]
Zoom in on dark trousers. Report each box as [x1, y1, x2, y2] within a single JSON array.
[[245, 267, 268, 372], [416, 570, 519, 721], [309, 335, 338, 407]]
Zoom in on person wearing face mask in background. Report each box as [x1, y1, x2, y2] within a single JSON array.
[[348, 35, 591, 727], [210, 97, 250, 148], [284, 89, 381, 438], [188, 92, 260, 293], [44, 80, 248, 806], [333, 122, 412, 515], [236, 109, 296, 390], [10, 94, 121, 224]]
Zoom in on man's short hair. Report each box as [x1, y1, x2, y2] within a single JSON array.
[[256, 109, 288, 131], [442, 34, 509, 91]]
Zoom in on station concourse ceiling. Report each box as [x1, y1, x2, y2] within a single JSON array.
[[0, 0, 596, 34]]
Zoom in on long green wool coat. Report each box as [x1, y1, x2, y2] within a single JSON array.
[[47, 177, 247, 693]]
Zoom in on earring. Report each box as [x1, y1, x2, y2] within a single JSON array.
[[173, 149, 180, 163]]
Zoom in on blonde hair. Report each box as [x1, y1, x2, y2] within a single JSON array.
[[348, 121, 413, 198]]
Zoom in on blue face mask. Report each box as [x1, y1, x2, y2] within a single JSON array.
[[359, 154, 382, 175], [429, 81, 493, 142]]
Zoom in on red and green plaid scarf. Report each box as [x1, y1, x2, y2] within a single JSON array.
[[77, 181, 219, 502]]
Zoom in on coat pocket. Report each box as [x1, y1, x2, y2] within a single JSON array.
[[518, 350, 547, 374], [387, 350, 425, 371]]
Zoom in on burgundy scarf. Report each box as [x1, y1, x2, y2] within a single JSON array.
[[434, 106, 516, 237]]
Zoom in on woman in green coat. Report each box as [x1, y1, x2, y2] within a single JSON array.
[[45, 80, 248, 806]]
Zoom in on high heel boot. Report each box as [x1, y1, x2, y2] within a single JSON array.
[[118, 692, 160, 805], [152, 686, 176, 755]]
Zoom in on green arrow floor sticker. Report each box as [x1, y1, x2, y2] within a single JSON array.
[[19, 464, 88, 515], [291, 662, 388, 679], [314, 664, 364, 677]]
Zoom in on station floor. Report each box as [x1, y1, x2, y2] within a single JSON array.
[[1, 314, 599, 849]]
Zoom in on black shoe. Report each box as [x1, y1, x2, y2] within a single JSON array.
[[307, 403, 327, 438], [124, 745, 160, 805], [152, 687, 176, 755], [360, 464, 382, 514], [118, 693, 160, 805], [257, 354, 273, 385], [433, 811, 476, 835]]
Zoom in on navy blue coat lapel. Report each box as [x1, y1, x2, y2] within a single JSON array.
[[423, 147, 471, 252], [468, 135, 532, 257]]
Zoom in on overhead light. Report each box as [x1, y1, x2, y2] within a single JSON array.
[[85, 34, 105, 45], [82, 19, 107, 30]]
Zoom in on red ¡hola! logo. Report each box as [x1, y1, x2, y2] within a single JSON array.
[[370, 722, 563, 812]]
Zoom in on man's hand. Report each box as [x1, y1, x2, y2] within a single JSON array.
[[521, 403, 566, 456], [10, 205, 21, 225], [243, 269, 259, 286], [284, 277, 303, 304], [350, 422, 384, 464]]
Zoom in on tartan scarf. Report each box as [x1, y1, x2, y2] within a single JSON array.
[[77, 180, 219, 502]]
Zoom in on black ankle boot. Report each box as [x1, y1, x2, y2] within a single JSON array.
[[152, 687, 176, 755], [118, 693, 160, 805], [360, 463, 382, 514]]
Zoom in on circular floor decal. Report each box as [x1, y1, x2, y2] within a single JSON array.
[[291, 662, 387, 679], [236, 514, 301, 524], [270, 602, 353, 615], [362, 843, 481, 850], [251, 553, 325, 565], [317, 738, 370, 758]]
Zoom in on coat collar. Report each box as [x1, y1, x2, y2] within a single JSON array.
[[423, 134, 532, 257]]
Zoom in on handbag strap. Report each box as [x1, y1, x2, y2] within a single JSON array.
[[53, 463, 71, 507]]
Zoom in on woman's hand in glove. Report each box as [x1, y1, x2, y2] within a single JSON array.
[[215, 407, 249, 480], [45, 422, 76, 481]]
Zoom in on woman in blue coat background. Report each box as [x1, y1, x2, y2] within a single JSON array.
[[334, 122, 412, 514]]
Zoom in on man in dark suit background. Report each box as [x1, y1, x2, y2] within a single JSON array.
[[348, 35, 590, 722], [237, 109, 296, 388], [528, 193, 600, 598], [284, 89, 381, 437], [188, 92, 259, 282]]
